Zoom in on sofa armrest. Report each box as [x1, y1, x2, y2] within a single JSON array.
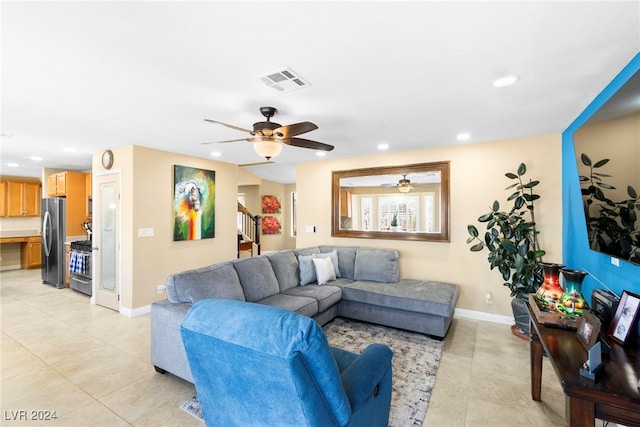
[[339, 343, 393, 411]]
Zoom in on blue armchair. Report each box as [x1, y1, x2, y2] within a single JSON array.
[[180, 299, 393, 427]]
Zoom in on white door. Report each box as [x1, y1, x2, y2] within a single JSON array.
[[94, 173, 120, 311]]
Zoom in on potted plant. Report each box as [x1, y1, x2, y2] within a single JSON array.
[[390, 212, 399, 231], [579, 153, 640, 264], [466, 163, 545, 337]]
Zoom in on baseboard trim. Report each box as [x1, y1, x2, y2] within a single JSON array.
[[454, 308, 514, 325], [120, 304, 151, 318]]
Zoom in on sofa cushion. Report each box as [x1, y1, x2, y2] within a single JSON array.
[[294, 246, 321, 257], [165, 262, 245, 304], [320, 246, 357, 280], [340, 279, 458, 318], [266, 251, 300, 291], [232, 256, 280, 302], [282, 285, 342, 313], [313, 256, 336, 285], [353, 248, 399, 283], [256, 293, 319, 318], [299, 251, 341, 286]]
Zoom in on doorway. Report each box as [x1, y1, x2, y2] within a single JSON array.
[[93, 173, 120, 311]]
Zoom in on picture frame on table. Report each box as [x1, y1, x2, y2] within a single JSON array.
[[576, 311, 601, 350], [608, 290, 640, 346]]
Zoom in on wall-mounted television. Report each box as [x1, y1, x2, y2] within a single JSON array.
[[572, 69, 640, 265]]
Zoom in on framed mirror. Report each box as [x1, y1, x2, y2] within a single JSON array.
[[572, 69, 640, 265], [332, 161, 450, 242]]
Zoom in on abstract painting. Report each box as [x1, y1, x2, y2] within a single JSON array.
[[173, 165, 215, 241]]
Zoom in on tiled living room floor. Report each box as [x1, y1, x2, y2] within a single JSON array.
[[1, 268, 568, 426]]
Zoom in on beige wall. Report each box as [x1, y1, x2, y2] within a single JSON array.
[[92, 145, 296, 311], [93, 145, 241, 310], [296, 134, 563, 317]]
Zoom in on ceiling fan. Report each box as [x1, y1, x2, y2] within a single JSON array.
[[202, 106, 334, 160], [381, 174, 414, 193], [397, 175, 414, 193]]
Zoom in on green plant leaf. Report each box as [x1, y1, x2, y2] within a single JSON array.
[[524, 180, 539, 188], [596, 183, 616, 190], [593, 158, 610, 168], [581, 153, 592, 166], [467, 224, 479, 237], [478, 213, 493, 222], [505, 172, 518, 179], [492, 200, 500, 211], [507, 191, 520, 201], [628, 185, 638, 199], [517, 163, 526, 176], [470, 243, 484, 251], [502, 240, 517, 253]]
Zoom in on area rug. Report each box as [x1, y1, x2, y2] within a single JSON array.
[[180, 317, 443, 426]]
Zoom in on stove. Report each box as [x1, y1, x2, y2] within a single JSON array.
[[69, 240, 92, 296]]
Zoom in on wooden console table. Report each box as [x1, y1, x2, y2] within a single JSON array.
[[528, 302, 640, 426]]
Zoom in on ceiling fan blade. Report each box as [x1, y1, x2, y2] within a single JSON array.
[[204, 119, 253, 134], [201, 138, 249, 145], [284, 137, 334, 151], [239, 161, 275, 167], [273, 122, 318, 139]]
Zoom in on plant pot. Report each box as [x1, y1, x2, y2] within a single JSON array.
[[511, 295, 530, 339]]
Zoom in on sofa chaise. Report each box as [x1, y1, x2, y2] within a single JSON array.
[[151, 245, 459, 383]]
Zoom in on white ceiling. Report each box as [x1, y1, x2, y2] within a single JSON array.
[[2, 1, 639, 184]]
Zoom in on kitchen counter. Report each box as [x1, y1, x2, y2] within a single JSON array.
[[0, 234, 42, 269]]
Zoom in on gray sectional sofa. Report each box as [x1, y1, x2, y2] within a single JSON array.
[[151, 245, 459, 383]]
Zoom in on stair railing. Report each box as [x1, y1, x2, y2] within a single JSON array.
[[237, 202, 261, 256]]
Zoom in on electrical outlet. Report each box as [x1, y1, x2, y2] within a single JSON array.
[[156, 284, 166, 294], [485, 292, 493, 304]]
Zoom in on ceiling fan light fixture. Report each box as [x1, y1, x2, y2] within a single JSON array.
[[398, 184, 412, 193], [397, 175, 413, 193], [254, 139, 283, 160]]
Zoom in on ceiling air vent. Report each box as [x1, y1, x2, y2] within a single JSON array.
[[255, 67, 311, 93]]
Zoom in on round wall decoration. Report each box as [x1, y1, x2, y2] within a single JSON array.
[[101, 150, 114, 169]]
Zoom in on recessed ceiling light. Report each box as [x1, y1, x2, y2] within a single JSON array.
[[64, 147, 77, 153], [492, 75, 518, 87], [457, 133, 471, 141], [7, 162, 18, 167], [30, 156, 43, 161], [316, 152, 327, 157], [377, 143, 389, 151], [210, 151, 221, 158]]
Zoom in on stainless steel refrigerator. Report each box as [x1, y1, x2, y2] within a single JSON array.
[[41, 197, 66, 288]]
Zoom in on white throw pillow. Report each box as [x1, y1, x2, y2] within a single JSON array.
[[312, 256, 336, 285]]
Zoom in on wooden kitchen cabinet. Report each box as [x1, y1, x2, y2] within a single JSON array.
[[20, 236, 42, 269], [48, 171, 85, 197], [0, 181, 6, 216], [340, 189, 352, 217], [46, 171, 89, 236], [3, 181, 41, 217]]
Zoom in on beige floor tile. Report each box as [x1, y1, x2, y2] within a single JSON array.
[[42, 400, 130, 427], [99, 371, 195, 423], [2, 269, 572, 427]]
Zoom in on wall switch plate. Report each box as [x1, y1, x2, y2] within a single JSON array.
[[138, 228, 155, 238], [305, 225, 316, 233]]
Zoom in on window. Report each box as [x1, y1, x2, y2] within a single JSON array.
[[290, 191, 297, 237]]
